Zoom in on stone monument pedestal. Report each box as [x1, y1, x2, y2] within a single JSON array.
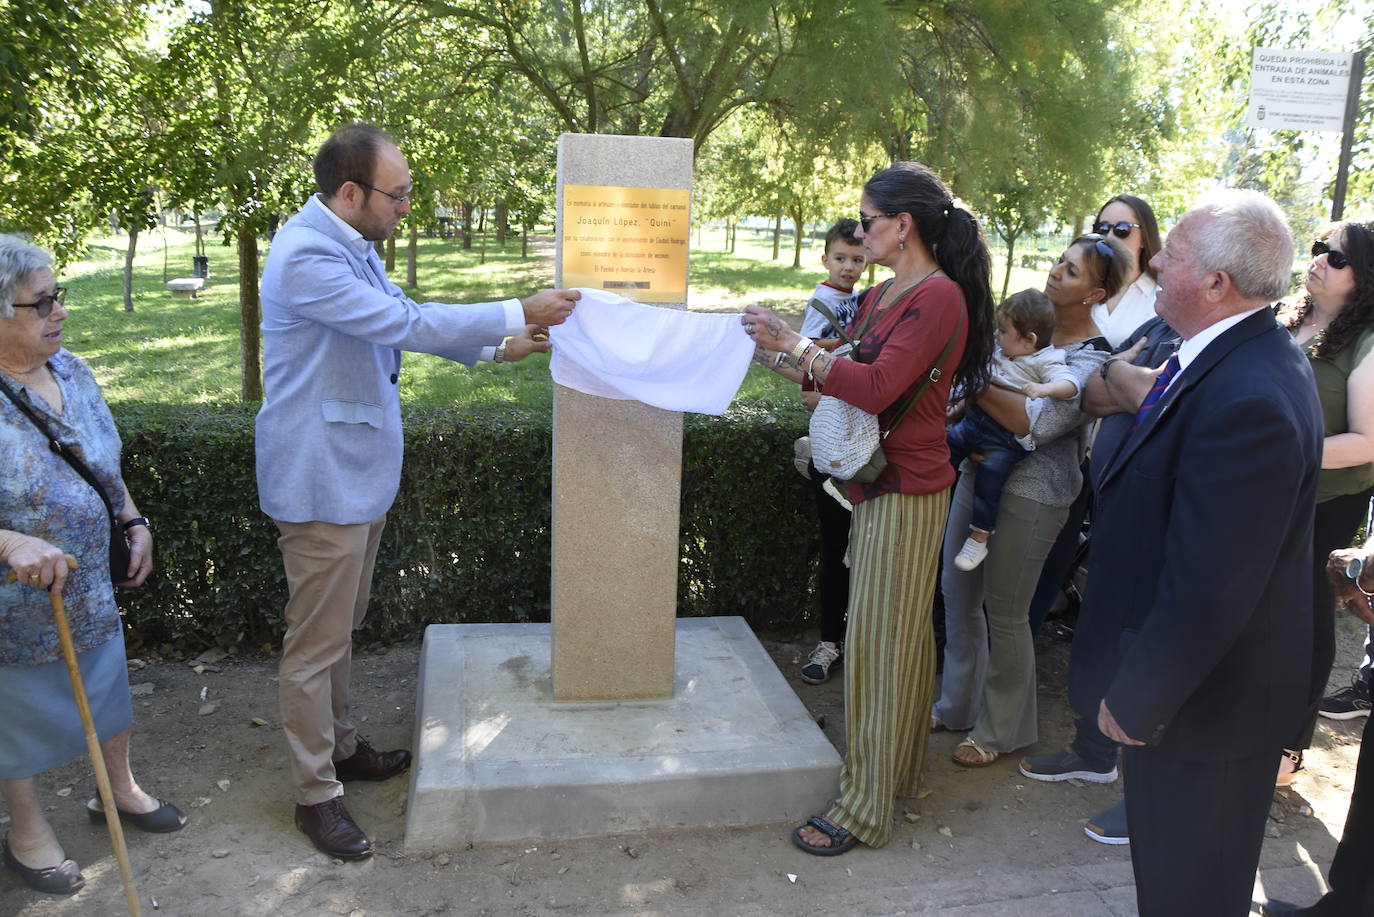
[[403, 617, 841, 850]]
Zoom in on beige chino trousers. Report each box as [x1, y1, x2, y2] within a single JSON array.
[[275, 516, 387, 806]]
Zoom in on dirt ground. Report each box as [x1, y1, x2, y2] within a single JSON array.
[[1, 616, 1367, 917]]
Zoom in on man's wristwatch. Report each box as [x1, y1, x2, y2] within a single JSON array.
[[493, 340, 507, 363], [122, 517, 150, 532]]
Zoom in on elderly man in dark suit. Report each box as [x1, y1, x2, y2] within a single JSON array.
[[1072, 188, 1323, 917]]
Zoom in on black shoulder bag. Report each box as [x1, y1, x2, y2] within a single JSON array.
[[0, 375, 132, 584]]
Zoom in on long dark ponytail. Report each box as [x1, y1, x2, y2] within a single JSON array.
[[863, 162, 994, 397]]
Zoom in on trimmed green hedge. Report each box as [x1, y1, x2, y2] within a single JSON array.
[[113, 400, 822, 650]]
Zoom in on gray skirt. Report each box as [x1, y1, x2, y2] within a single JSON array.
[[0, 633, 133, 779]]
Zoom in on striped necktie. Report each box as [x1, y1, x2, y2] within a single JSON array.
[[1131, 354, 1181, 431]]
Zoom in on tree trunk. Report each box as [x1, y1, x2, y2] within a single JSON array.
[[123, 226, 139, 312], [792, 214, 804, 269], [237, 224, 263, 401], [1000, 229, 1021, 301], [407, 220, 418, 287], [522, 228, 529, 258], [495, 200, 508, 245], [479, 224, 487, 266], [462, 201, 474, 249], [385, 235, 396, 272], [771, 212, 781, 260]]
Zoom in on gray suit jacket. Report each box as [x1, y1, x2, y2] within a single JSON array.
[[255, 195, 522, 524]]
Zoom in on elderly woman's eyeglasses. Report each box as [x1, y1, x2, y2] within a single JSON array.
[[11, 287, 66, 318], [1094, 220, 1140, 239], [353, 180, 411, 205], [858, 211, 900, 232], [1312, 240, 1351, 270]]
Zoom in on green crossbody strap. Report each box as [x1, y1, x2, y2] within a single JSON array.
[[878, 305, 965, 442]]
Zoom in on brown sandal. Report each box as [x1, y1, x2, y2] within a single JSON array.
[[952, 737, 999, 768]]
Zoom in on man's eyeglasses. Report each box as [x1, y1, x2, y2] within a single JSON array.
[[858, 211, 900, 232], [353, 180, 411, 205], [1312, 239, 1351, 270], [1094, 220, 1140, 239], [10, 287, 67, 318]]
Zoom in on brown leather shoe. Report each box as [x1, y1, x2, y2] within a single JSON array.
[[333, 737, 411, 783], [294, 798, 373, 860]]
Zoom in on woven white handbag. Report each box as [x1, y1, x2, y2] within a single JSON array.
[[807, 288, 965, 484], [809, 397, 882, 481]]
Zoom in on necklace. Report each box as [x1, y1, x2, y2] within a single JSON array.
[[877, 266, 942, 310]]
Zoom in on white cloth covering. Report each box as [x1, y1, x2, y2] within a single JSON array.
[[548, 288, 755, 415]]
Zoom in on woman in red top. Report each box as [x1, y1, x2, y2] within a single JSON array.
[[744, 162, 994, 854]]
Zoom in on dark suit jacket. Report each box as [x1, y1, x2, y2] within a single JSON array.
[[1069, 307, 1322, 761]]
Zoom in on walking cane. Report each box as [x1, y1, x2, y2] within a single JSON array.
[[8, 555, 142, 917]]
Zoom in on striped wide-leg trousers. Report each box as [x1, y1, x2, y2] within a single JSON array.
[[825, 488, 948, 847]]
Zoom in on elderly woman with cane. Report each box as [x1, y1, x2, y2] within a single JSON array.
[[0, 235, 185, 897]]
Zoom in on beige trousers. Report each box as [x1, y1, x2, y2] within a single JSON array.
[[275, 516, 387, 805]]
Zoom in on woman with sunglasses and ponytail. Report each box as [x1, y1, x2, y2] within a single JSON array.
[[743, 162, 994, 855], [1091, 195, 1164, 348], [1275, 220, 1374, 788]]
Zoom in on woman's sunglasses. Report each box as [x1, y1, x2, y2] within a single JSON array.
[[857, 211, 899, 232], [10, 287, 67, 318], [1094, 220, 1140, 239], [1312, 239, 1351, 270]]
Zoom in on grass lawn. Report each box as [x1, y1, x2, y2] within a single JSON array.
[[57, 222, 1054, 408]]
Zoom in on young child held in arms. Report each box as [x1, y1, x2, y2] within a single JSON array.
[[793, 219, 865, 685], [798, 218, 865, 349], [946, 289, 1078, 572]]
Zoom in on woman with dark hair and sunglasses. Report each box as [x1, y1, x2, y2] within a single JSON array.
[[1092, 194, 1164, 347], [1274, 220, 1374, 788], [0, 235, 185, 896], [743, 161, 993, 855], [1022, 194, 1165, 639], [934, 232, 1132, 769]]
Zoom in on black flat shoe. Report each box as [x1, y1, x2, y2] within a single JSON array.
[[2, 837, 85, 895], [86, 797, 188, 833]]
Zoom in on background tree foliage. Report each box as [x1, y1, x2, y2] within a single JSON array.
[[2, 0, 1371, 398]]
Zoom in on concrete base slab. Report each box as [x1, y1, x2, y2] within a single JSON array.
[[404, 616, 841, 850]]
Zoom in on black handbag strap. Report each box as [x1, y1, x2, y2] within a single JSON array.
[[0, 374, 119, 523]]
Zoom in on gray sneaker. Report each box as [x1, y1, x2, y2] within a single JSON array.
[[1084, 799, 1128, 845], [1019, 747, 1118, 783], [800, 642, 843, 684]]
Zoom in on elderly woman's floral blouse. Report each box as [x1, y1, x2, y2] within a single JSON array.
[[1, 350, 125, 665]]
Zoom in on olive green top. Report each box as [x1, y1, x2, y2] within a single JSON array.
[[1298, 325, 1374, 503]]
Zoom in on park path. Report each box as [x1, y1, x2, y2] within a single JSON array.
[[1, 625, 1365, 916]]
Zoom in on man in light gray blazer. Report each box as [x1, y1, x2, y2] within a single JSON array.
[[255, 123, 577, 860]]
